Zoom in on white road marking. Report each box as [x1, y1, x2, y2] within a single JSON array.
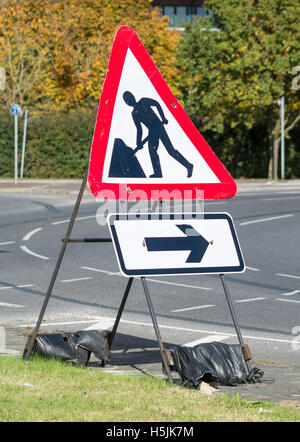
[[120, 319, 299, 345], [246, 266, 260, 272], [0, 284, 35, 290], [183, 335, 229, 347], [22, 228, 42, 241], [52, 215, 100, 225], [281, 290, 300, 296], [0, 302, 24, 308], [277, 298, 300, 304], [17, 319, 103, 327], [276, 273, 300, 280], [84, 317, 115, 330], [240, 214, 294, 226], [20, 245, 50, 260], [146, 278, 213, 291], [171, 304, 215, 313], [81, 266, 213, 291], [17, 317, 298, 345], [235, 297, 267, 303], [60, 277, 93, 283], [0, 241, 15, 246], [262, 196, 300, 201], [81, 266, 121, 276], [16, 284, 35, 288], [21, 227, 50, 260]]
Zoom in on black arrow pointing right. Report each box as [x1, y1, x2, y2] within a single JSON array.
[[144, 224, 210, 263]]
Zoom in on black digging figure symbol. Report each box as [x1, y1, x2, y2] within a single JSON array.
[[108, 91, 194, 179]]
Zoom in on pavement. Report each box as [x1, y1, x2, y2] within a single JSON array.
[[0, 178, 300, 195], [1, 178, 300, 411]]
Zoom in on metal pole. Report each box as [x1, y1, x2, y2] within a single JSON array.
[[14, 114, 18, 185], [108, 277, 134, 350], [220, 274, 252, 375], [141, 277, 173, 383], [20, 110, 29, 178], [23, 166, 89, 361], [280, 96, 285, 180], [61, 238, 112, 243], [106, 198, 132, 350]]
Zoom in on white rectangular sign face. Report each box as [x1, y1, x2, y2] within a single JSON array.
[[108, 213, 245, 277]]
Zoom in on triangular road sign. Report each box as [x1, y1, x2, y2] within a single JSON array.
[[88, 26, 236, 200]]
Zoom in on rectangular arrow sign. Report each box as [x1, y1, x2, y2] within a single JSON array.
[[108, 213, 245, 276]]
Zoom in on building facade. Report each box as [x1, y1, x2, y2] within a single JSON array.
[[152, 1, 212, 29]]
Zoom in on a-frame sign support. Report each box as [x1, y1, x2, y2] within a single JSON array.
[[23, 166, 89, 362], [22, 169, 174, 382], [23, 169, 253, 381]]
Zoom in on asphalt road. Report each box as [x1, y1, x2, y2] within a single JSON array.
[[0, 180, 300, 375]]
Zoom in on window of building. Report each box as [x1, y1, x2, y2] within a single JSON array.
[[155, 4, 216, 29]]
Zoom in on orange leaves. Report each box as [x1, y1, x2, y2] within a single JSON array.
[[0, 0, 181, 111]]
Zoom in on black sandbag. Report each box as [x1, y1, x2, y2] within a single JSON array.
[[170, 342, 251, 387], [33, 333, 90, 366], [66, 333, 91, 366], [33, 333, 75, 362], [70, 330, 110, 361]]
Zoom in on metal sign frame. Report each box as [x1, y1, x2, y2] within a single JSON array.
[[23, 168, 252, 379], [23, 26, 251, 379]]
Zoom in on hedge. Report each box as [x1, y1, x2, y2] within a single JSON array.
[[0, 109, 299, 179], [0, 109, 97, 179]]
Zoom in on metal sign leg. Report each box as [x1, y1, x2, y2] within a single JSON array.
[[108, 277, 134, 350], [141, 277, 173, 383], [220, 274, 252, 375], [23, 167, 89, 361]]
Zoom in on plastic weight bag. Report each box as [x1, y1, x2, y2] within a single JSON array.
[[169, 342, 263, 388], [71, 330, 110, 361], [32, 330, 112, 366], [33, 333, 77, 362]]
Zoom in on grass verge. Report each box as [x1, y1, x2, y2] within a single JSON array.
[[0, 355, 299, 422]]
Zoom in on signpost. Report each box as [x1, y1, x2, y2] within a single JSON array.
[[20, 110, 29, 179], [278, 96, 285, 180], [11, 104, 21, 185]]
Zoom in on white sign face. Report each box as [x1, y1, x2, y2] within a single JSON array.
[[108, 213, 245, 276], [101, 49, 220, 185]]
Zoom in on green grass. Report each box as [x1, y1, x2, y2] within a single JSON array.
[[0, 356, 299, 422]]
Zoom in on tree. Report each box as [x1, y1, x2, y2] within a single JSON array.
[[0, 0, 181, 112], [177, 0, 300, 179], [0, 0, 49, 110]]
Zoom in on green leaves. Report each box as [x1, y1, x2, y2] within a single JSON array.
[[177, 0, 300, 178]]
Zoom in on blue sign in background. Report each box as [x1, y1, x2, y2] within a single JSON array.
[[11, 105, 21, 115]]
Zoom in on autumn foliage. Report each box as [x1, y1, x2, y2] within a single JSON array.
[[0, 0, 181, 111]]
